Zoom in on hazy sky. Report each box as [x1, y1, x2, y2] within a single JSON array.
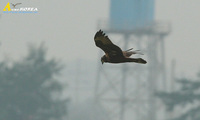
[[0, 0, 200, 78]]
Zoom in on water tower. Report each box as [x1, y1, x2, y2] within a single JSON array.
[[95, 0, 171, 120], [110, 0, 154, 29]]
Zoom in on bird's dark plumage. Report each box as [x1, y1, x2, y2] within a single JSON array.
[[94, 30, 147, 64]]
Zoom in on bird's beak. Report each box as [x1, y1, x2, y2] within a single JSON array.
[[101, 60, 104, 65]]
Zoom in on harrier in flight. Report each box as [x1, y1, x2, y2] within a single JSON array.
[[11, 3, 22, 8], [94, 30, 147, 64]]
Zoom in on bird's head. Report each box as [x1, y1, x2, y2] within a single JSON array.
[[101, 55, 108, 65]]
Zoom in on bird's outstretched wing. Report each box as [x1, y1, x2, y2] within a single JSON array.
[[15, 3, 22, 6], [94, 30, 124, 57]]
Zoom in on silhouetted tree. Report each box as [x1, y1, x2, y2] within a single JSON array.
[[157, 72, 200, 120], [0, 44, 68, 120]]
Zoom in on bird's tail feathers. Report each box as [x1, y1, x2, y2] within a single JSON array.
[[126, 58, 147, 64]]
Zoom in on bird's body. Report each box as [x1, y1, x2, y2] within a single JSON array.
[[101, 51, 146, 64], [94, 30, 147, 64]]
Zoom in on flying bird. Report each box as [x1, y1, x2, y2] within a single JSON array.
[[94, 30, 147, 64], [11, 3, 22, 8]]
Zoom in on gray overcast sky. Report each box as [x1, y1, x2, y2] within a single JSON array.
[[0, 0, 200, 77]]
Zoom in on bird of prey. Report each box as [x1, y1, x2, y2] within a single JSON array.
[[94, 30, 147, 64], [11, 3, 22, 8]]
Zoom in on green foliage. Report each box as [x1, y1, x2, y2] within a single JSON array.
[[157, 74, 200, 120], [0, 44, 68, 120]]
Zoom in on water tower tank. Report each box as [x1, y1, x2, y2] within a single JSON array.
[[110, 0, 155, 30]]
